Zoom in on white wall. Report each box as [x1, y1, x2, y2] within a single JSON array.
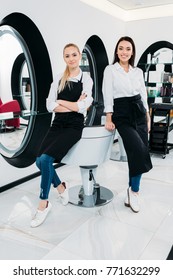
[[0, 0, 125, 187], [0, 0, 125, 74]]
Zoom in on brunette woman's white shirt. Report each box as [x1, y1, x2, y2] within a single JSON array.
[[46, 69, 93, 114], [102, 62, 149, 113]]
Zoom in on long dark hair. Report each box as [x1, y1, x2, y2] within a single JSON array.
[[112, 36, 136, 67]]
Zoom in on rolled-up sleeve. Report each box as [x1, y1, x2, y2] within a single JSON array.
[[77, 73, 93, 114], [138, 69, 149, 111], [46, 75, 61, 112], [102, 66, 114, 113]]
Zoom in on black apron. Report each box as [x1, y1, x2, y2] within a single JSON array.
[[112, 94, 153, 177], [38, 77, 84, 161]]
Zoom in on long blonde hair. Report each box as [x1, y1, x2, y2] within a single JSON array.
[[58, 43, 81, 93]]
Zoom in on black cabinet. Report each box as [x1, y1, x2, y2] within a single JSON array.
[[149, 103, 173, 158]]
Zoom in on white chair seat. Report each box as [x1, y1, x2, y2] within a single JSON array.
[[61, 125, 115, 207]]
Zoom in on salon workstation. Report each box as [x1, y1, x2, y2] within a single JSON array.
[[1, 0, 173, 261]]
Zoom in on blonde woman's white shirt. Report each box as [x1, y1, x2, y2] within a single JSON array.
[[46, 69, 93, 114], [102, 62, 149, 113]]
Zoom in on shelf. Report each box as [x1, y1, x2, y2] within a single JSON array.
[[146, 82, 172, 85]]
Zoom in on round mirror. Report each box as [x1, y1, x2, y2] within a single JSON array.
[[11, 53, 31, 112], [137, 40, 173, 106], [82, 35, 109, 126], [0, 26, 35, 157], [0, 13, 52, 167], [80, 45, 97, 126]]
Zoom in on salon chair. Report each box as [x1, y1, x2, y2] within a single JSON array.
[[62, 125, 115, 207], [0, 98, 20, 131]]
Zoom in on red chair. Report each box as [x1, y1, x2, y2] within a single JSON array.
[[0, 98, 20, 129]]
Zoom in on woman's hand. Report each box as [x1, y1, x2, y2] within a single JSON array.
[[54, 100, 71, 112], [56, 99, 78, 112], [56, 100, 64, 106], [104, 112, 115, 131], [105, 112, 115, 131], [105, 121, 115, 131]]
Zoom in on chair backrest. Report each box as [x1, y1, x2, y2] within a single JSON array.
[[0, 99, 20, 113], [0, 98, 2, 106], [62, 126, 115, 166]]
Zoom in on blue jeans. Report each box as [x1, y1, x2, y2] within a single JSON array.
[[36, 154, 61, 200], [129, 174, 142, 192]]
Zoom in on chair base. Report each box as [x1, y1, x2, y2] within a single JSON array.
[[68, 185, 114, 207]]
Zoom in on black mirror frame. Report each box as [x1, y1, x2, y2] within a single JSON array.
[[0, 12, 53, 167], [84, 35, 109, 125]]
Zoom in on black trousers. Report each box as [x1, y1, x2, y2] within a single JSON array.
[[112, 94, 152, 177]]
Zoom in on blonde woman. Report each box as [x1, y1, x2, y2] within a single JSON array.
[[31, 43, 93, 227]]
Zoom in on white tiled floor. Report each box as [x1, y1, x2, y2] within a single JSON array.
[[0, 142, 173, 260]]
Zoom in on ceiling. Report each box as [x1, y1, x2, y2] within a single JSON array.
[[108, 0, 173, 10], [80, 0, 173, 21]]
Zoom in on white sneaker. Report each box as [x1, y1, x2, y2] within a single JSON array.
[[124, 192, 130, 207], [31, 202, 52, 227], [124, 187, 140, 213], [60, 182, 69, 206]]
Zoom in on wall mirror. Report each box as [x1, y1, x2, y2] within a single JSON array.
[[81, 35, 109, 126], [138, 41, 173, 105], [80, 45, 97, 126], [0, 13, 52, 168], [11, 53, 31, 112], [0, 25, 35, 158]]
